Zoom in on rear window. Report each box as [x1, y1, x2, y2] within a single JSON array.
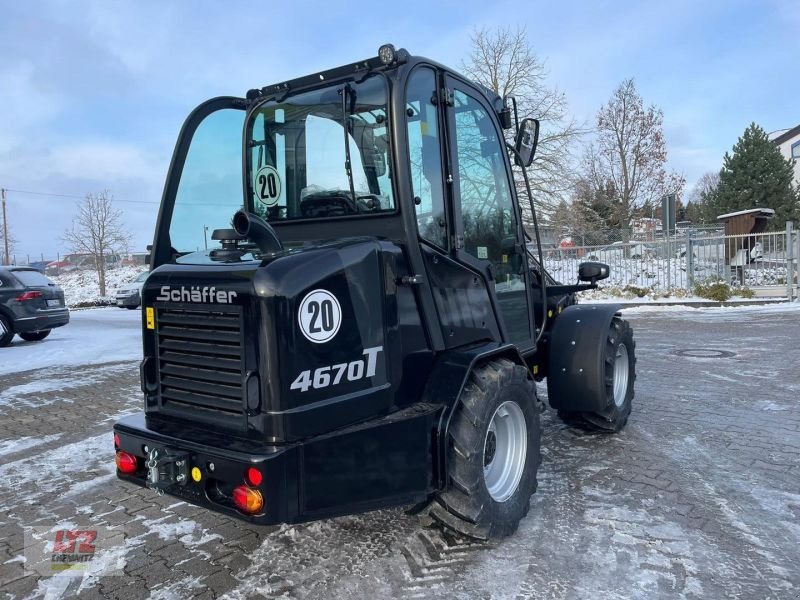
[[12, 270, 54, 287]]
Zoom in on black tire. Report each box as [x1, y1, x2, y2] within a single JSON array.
[[19, 330, 51, 342], [126, 305, 139, 310], [558, 316, 635, 432], [426, 358, 541, 540], [0, 313, 14, 347]]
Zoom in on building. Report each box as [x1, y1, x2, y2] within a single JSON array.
[[771, 124, 800, 186]]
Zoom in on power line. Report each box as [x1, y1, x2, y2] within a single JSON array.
[[2, 188, 160, 204]]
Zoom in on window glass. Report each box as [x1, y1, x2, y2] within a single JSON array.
[[170, 108, 246, 253], [12, 270, 53, 287], [406, 68, 447, 248], [247, 75, 393, 221], [452, 88, 530, 343], [792, 141, 800, 159]]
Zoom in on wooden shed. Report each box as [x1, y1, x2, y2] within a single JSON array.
[[716, 208, 774, 261]]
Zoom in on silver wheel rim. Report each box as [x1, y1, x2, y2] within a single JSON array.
[[483, 400, 527, 502], [613, 343, 629, 407], [0, 319, 7, 336]]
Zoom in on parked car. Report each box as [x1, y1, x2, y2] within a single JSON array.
[[586, 242, 655, 261], [45, 260, 77, 276], [115, 272, 149, 309], [0, 266, 70, 347]]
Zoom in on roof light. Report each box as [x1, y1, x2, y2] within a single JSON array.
[[232, 485, 264, 514], [115, 450, 138, 474], [16, 291, 43, 301], [245, 467, 263, 487], [378, 44, 396, 65]]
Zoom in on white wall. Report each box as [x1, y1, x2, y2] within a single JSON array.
[[776, 132, 800, 187]]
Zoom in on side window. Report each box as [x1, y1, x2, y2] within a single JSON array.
[[452, 88, 530, 343], [406, 68, 447, 249]]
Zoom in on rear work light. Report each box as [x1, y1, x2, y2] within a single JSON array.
[[16, 291, 43, 301], [232, 485, 263, 514], [115, 450, 138, 474]]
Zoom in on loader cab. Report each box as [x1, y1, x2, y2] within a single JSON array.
[[150, 45, 542, 355]]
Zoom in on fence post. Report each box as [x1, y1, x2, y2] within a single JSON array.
[[787, 221, 795, 300], [687, 231, 694, 289]]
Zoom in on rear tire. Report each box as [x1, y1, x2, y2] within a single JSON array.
[[19, 330, 51, 342], [126, 305, 139, 310], [427, 358, 541, 540], [0, 314, 14, 347], [558, 316, 635, 432]]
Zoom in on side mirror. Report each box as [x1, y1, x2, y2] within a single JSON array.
[[514, 118, 540, 168], [578, 261, 610, 284]]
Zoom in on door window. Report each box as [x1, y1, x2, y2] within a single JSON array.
[[451, 88, 531, 343], [406, 68, 447, 249]]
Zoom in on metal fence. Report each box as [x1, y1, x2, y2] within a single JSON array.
[[6, 252, 149, 275], [542, 223, 799, 299]]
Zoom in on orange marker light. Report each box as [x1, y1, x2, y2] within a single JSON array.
[[232, 485, 264, 514]]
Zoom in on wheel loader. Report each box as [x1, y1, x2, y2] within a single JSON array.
[[113, 45, 635, 539]]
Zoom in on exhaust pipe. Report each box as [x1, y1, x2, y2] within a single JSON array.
[[232, 210, 283, 255]]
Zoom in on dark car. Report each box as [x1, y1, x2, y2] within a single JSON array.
[[0, 266, 70, 347]]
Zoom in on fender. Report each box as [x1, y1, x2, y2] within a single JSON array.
[[421, 341, 529, 490], [547, 303, 622, 412]]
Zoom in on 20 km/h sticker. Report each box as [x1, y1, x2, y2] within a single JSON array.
[[254, 165, 281, 207], [298, 289, 342, 343]]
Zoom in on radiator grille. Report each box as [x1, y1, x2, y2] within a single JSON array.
[[156, 305, 244, 417]]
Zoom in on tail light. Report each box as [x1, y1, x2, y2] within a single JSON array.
[[115, 450, 138, 474], [245, 467, 262, 487], [232, 485, 263, 514], [16, 291, 43, 301], [113, 433, 120, 449]]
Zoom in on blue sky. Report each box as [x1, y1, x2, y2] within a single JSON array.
[[1, 0, 798, 258]]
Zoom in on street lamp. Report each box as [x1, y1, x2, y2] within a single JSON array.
[[203, 225, 209, 250]]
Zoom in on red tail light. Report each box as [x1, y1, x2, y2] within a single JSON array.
[[113, 433, 120, 449], [245, 467, 263, 487], [115, 450, 138, 474], [232, 485, 264, 514], [16, 291, 43, 301]]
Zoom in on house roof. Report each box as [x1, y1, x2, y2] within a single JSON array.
[[716, 208, 775, 221], [772, 124, 800, 145]]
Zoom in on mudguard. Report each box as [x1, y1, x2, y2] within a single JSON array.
[[546, 303, 622, 412], [421, 341, 528, 490]]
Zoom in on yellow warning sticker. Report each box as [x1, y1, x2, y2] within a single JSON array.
[[145, 307, 155, 330]]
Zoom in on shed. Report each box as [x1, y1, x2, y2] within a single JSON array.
[[716, 208, 774, 261]]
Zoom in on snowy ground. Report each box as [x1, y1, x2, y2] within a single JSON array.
[[1, 304, 799, 599]]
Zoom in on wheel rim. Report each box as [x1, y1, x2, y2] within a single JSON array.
[[483, 401, 527, 502], [613, 343, 629, 407], [0, 319, 7, 336]]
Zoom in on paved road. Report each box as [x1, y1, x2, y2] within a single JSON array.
[[1, 306, 799, 599]]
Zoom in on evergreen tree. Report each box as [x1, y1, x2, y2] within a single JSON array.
[[706, 123, 799, 225]]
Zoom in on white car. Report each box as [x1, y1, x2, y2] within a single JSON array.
[[115, 272, 149, 309]]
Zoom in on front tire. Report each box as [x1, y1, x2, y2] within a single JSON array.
[[0, 314, 14, 347], [558, 316, 635, 432], [19, 330, 51, 342], [427, 359, 541, 540]]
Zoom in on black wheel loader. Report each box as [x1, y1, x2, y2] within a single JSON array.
[[113, 45, 636, 540]]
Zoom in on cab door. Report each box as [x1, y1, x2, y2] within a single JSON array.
[[444, 78, 535, 349]]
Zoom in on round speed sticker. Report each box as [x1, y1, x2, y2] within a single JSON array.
[[254, 165, 282, 207], [298, 289, 342, 344]]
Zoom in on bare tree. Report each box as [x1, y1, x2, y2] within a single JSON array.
[[63, 191, 131, 296], [461, 26, 583, 224], [583, 78, 684, 231], [0, 225, 13, 264]]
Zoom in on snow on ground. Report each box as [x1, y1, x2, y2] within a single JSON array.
[[51, 266, 148, 307], [0, 308, 142, 376]]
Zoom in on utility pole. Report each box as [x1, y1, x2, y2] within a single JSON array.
[[1, 188, 9, 266]]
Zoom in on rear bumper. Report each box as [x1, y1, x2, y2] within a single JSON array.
[[114, 404, 439, 525], [14, 309, 70, 333]]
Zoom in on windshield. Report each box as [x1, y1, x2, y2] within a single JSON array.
[[246, 74, 394, 221]]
